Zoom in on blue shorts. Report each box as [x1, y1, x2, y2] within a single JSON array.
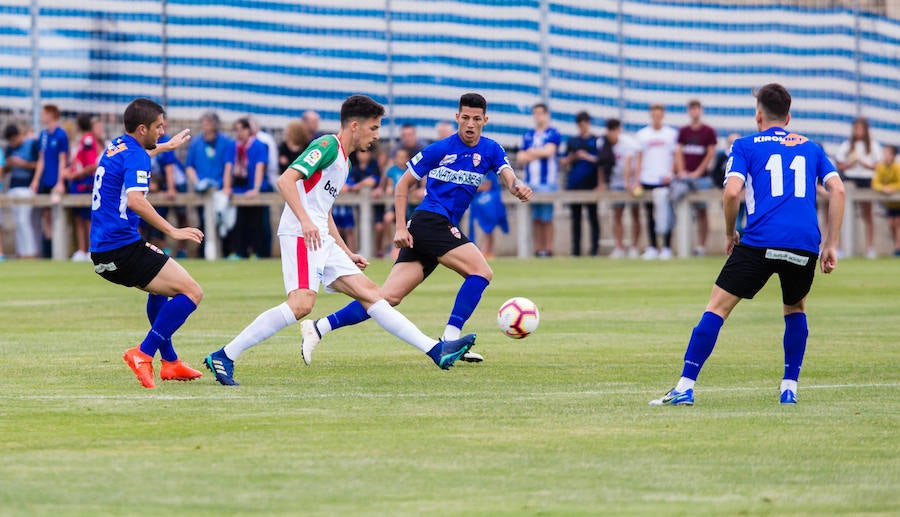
[[531, 203, 554, 222]]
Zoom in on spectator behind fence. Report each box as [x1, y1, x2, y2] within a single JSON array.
[[835, 116, 881, 258], [872, 144, 900, 256], [278, 119, 311, 172], [185, 111, 232, 255], [712, 132, 741, 188], [343, 146, 382, 253], [250, 116, 279, 192], [378, 147, 409, 258], [469, 169, 508, 259], [517, 103, 561, 257], [302, 109, 323, 141], [605, 118, 642, 259], [2, 123, 39, 258], [635, 104, 678, 260], [0, 143, 4, 260], [66, 114, 101, 262], [561, 111, 601, 257], [32, 104, 69, 257], [142, 124, 190, 258], [675, 100, 718, 256], [223, 117, 271, 259]]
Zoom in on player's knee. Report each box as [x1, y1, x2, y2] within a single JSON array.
[[380, 289, 404, 307], [287, 297, 314, 320], [184, 282, 203, 305]]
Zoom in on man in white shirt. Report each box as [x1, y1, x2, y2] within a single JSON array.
[[634, 104, 678, 259]]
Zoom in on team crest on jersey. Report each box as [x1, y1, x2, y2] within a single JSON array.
[[136, 170, 149, 184], [439, 154, 457, 166], [304, 149, 322, 167], [450, 226, 461, 239], [781, 133, 808, 147], [472, 153, 481, 167]]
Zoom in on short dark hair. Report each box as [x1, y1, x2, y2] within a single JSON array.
[[575, 111, 591, 124], [234, 117, 251, 130], [459, 93, 487, 113], [754, 83, 791, 121], [123, 98, 164, 133], [4, 123, 20, 140], [688, 99, 702, 108], [884, 144, 898, 157], [340, 95, 385, 126], [532, 102, 548, 113], [605, 118, 621, 131], [42, 104, 60, 119], [76, 113, 93, 132]]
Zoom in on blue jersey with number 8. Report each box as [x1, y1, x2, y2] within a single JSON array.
[[725, 126, 839, 254], [89, 134, 151, 253]]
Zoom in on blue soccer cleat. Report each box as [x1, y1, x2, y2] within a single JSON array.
[[426, 333, 476, 370], [649, 388, 694, 406], [204, 349, 239, 386], [780, 389, 797, 404]]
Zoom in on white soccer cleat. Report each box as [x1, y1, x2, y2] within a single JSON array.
[[300, 319, 321, 365]]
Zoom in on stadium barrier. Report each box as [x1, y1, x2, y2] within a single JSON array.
[[0, 184, 895, 261]]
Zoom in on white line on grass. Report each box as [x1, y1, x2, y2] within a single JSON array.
[[1, 382, 897, 401]]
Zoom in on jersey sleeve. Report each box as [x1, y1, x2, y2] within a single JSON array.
[[724, 139, 747, 183], [124, 151, 151, 193], [59, 129, 70, 154], [815, 144, 839, 185], [406, 141, 443, 180], [490, 141, 513, 175], [250, 140, 269, 165], [548, 128, 562, 146], [289, 135, 338, 179]]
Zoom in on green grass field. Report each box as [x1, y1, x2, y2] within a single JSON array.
[[1, 257, 898, 516]]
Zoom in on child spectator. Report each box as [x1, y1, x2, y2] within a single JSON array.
[[872, 144, 900, 256], [66, 114, 101, 261]]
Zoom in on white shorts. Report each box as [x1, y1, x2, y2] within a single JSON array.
[[279, 235, 361, 295]]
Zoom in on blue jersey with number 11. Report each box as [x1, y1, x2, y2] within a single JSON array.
[[90, 134, 151, 253], [407, 133, 511, 225], [725, 126, 838, 254]]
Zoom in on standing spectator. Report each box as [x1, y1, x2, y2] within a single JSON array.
[[562, 111, 601, 256], [836, 117, 881, 258], [634, 104, 678, 260], [335, 147, 381, 253], [675, 100, 718, 256], [302, 109, 324, 140], [278, 119, 311, 172], [31, 104, 69, 257], [517, 103, 561, 257], [185, 112, 232, 257], [152, 125, 190, 258], [605, 119, 642, 258], [872, 144, 900, 256], [0, 143, 4, 260], [712, 133, 741, 189], [378, 147, 409, 258], [397, 123, 426, 157], [2, 123, 39, 258], [223, 117, 271, 258], [434, 120, 455, 142], [250, 116, 280, 192], [66, 114, 101, 262], [469, 169, 509, 259]]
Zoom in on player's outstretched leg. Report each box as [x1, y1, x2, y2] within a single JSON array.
[[205, 301, 300, 385], [650, 311, 723, 406], [780, 312, 808, 404], [426, 333, 477, 370], [444, 275, 489, 362], [300, 301, 369, 365]]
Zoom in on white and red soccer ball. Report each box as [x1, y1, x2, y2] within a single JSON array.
[[497, 297, 540, 339]]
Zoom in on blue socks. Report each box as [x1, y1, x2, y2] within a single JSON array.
[[783, 312, 808, 381], [139, 294, 197, 358], [145, 294, 178, 361], [447, 275, 490, 330], [326, 300, 371, 331], [680, 311, 725, 380]]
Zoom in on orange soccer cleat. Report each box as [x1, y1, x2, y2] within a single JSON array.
[[123, 346, 156, 389], [160, 359, 203, 381]]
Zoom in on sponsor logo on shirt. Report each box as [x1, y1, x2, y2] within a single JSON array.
[[753, 133, 808, 146], [439, 154, 457, 166], [106, 141, 127, 157], [765, 248, 809, 266], [427, 167, 483, 187], [137, 170, 149, 184], [304, 149, 322, 167], [322, 179, 339, 198], [411, 152, 423, 165]]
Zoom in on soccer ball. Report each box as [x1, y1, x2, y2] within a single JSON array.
[[497, 297, 540, 339]]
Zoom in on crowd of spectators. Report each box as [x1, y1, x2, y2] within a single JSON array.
[[3, 102, 900, 261]]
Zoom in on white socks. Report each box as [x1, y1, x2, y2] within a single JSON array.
[[442, 325, 461, 341], [675, 377, 696, 392], [223, 302, 298, 360], [780, 379, 798, 393], [367, 299, 436, 352], [314, 318, 332, 336]]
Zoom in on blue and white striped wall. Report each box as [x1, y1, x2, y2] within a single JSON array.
[[2, 0, 899, 149]]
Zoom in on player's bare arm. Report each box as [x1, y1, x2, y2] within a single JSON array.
[[821, 175, 846, 274], [499, 166, 533, 201], [147, 128, 191, 157], [393, 170, 417, 248], [126, 190, 203, 244], [722, 176, 744, 254], [276, 167, 321, 250]]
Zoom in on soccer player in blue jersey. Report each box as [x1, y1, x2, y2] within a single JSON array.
[[301, 92, 533, 364], [90, 98, 204, 389], [650, 83, 845, 406]]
